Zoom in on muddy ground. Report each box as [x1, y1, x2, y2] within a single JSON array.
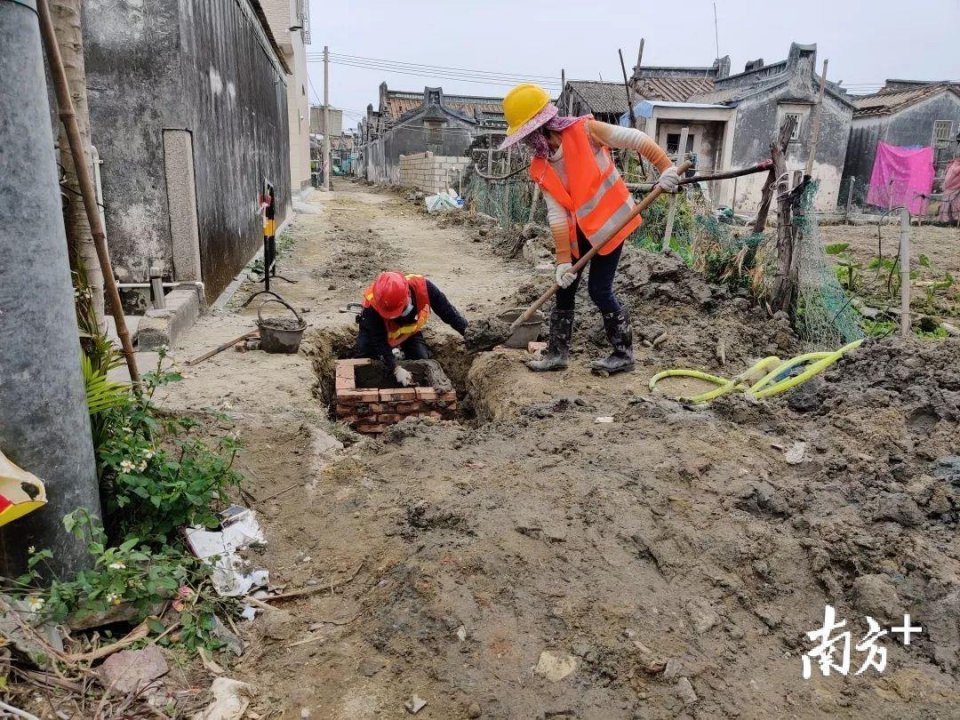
[[157, 181, 960, 720]]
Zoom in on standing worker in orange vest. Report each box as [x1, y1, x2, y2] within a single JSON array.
[[500, 84, 681, 374], [356, 272, 469, 386]]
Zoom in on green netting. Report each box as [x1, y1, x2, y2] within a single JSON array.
[[463, 173, 547, 228], [793, 180, 865, 346]]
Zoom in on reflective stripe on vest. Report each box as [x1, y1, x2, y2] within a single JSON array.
[[529, 118, 641, 259], [362, 275, 431, 348]]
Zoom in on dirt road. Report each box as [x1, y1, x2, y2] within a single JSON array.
[[160, 181, 960, 719]]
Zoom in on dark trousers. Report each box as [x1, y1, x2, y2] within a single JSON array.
[[355, 329, 431, 362], [555, 231, 623, 314]]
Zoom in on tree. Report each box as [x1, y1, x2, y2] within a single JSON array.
[[53, 0, 105, 330]]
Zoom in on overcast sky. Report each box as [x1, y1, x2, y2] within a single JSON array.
[[306, 0, 960, 131]]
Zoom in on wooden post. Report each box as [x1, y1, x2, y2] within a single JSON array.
[[899, 207, 911, 338], [619, 49, 636, 128], [845, 177, 856, 223], [661, 127, 688, 251], [527, 184, 542, 225], [804, 59, 829, 177], [732, 177, 738, 214], [753, 116, 797, 235], [769, 116, 801, 313]]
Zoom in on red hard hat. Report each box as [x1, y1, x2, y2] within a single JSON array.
[[371, 272, 410, 319]]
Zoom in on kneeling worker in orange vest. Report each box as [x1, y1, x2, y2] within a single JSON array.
[[356, 272, 469, 386], [499, 83, 681, 374]]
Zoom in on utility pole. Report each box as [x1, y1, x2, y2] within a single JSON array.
[[323, 45, 331, 192], [0, 0, 101, 578]]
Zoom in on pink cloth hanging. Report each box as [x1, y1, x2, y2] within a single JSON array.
[[866, 142, 935, 215]]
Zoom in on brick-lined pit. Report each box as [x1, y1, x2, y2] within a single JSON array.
[[335, 359, 458, 434]]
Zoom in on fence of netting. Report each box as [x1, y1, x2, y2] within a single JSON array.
[[465, 153, 863, 348]]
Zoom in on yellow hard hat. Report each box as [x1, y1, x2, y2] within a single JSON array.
[[503, 83, 551, 136]]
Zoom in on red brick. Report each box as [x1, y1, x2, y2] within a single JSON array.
[[337, 389, 380, 403], [427, 411, 444, 419], [379, 387, 418, 402], [396, 401, 423, 413], [356, 422, 385, 434], [377, 413, 402, 424], [416, 387, 438, 401], [335, 376, 354, 391], [337, 358, 372, 367], [528, 341, 548, 354], [439, 391, 457, 403]]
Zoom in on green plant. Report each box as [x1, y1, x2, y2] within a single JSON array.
[[17, 511, 232, 652], [91, 352, 242, 543], [863, 319, 897, 337]]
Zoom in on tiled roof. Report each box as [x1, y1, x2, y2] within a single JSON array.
[[687, 80, 782, 105], [567, 81, 630, 115], [853, 82, 960, 117], [634, 76, 716, 103], [382, 91, 502, 123]]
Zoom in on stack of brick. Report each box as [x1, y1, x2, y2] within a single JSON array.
[[398, 151, 470, 195], [335, 359, 458, 434]]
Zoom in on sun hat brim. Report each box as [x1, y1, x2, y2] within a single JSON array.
[[497, 103, 558, 151]]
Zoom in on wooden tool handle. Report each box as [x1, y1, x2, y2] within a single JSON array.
[[511, 160, 693, 331]]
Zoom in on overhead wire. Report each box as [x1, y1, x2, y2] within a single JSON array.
[[309, 51, 561, 83], [318, 58, 563, 89]]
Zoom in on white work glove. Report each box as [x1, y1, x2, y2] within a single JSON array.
[[394, 366, 413, 387], [555, 262, 576, 289], [657, 166, 682, 193]]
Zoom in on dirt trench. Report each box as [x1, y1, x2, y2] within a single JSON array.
[[157, 181, 960, 720]]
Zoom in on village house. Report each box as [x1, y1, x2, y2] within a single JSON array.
[[625, 43, 854, 213], [83, 0, 291, 303], [843, 80, 960, 208], [362, 83, 504, 191], [261, 0, 313, 193]]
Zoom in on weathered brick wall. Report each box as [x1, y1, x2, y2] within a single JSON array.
[[335, 359, 457, 434], [399, 152, 470, 194]]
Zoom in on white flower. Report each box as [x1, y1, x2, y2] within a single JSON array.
[[108, 561, 126, 570], [137, 461, 147, 472], [106, 592, 121, 605], [122, 426, 133, 435], [119, 459, 135, 472], [27, 546, 35, 554], [26, 596, 45, 611], [142, 449, 154, 460]]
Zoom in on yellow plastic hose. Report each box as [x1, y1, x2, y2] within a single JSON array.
[[648, 339, 863, 403]]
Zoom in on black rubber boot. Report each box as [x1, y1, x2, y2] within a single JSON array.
[[527, 308, 574, 372], [591, 308, 635, 375]]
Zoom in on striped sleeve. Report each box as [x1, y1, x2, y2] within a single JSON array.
[[543, 191, 572, 264], [586, 120, 672, 173]]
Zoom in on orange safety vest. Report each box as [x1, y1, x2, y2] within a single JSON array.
[[362, 274, 431, 347], [529, 117, 641, 259]]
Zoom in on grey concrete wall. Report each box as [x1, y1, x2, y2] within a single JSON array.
[[178, 0, 291, 301], [84, 0, 186, 284], [83, 0, 290, 303], [730, 88, 851, 212], [843, 93, 960, 202]]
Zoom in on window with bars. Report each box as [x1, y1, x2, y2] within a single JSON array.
[[785, 113, 803, 141], [933, 120, 952, 146]]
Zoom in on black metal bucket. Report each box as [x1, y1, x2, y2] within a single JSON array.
[[257, 298, 307, 354]]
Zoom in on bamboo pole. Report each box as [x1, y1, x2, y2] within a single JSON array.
[[899, 207, 911, 338], [661, 127, 688, 251], [37, 0, 140, 385]]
